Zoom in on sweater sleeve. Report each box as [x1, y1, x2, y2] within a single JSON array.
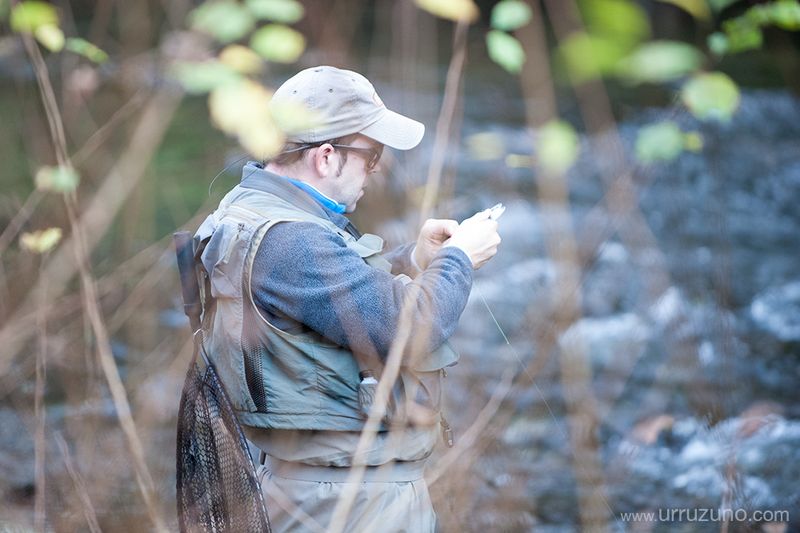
[[381, 241, 422, 277], [250, 221, 473, 360]]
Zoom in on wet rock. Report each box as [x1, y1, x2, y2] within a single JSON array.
[[751, 281, 800, 342]]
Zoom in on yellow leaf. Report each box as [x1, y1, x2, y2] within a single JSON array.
[[34, 23, 64, 51], [269, 99, 322, 137], [466, 132, 505, 160], [209, 80, 285, 158], [20, 227, 62, 254], [219, 44, 263, 74], [414, 0, 479, 22]]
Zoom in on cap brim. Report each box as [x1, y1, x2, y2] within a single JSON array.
[[360, 109, 425, 150]]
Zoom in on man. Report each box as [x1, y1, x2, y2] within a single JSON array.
[[194, 66, 500, 532]]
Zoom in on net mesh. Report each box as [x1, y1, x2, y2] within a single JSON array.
[[176, 354, 271, 533]]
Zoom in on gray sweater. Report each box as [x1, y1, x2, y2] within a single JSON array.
[[249, 174, 473, 361]]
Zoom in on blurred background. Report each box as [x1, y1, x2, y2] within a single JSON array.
[[1, 0, 799, 531]]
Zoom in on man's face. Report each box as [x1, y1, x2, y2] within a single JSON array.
[[329, 135, 384, 213]]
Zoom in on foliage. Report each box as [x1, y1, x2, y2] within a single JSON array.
[[709, 0, 800, 55], [250, 24, 305, 63], [490, 0, 532, 31], [245, 0, 304, 23], [486, 30, 525, 74], [20, 227, 62, 254], [681, 72, 741, 121], [35, 165, 80, 193], [537, 121, 579, 174], [636, 121, 703, 163], [414, 0, 479, 22]]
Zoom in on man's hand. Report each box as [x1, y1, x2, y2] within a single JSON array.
[[443, 210, 501, 269], [413, 218, 460, 270]]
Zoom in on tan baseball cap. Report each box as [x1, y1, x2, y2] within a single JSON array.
[[270, 66, 425, 150]]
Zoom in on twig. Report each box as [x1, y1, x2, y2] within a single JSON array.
[[54, 432, 102, 533], [418, 20, 469, 222], [0, 190, 43, 258], [21, 32, 169, 532], [34, 256, 48, 532]]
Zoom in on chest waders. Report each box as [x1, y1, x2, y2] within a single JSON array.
[[174, 231, 271, 533]]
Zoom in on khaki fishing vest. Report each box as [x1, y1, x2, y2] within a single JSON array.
[[194, 179, 459, 431]]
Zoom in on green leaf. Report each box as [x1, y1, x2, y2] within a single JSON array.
[[559, 32, 628, 82], [486, 30, 525, 74], [65, 38, 109, 63], [635, 121, 684, 163], [769, 1, 800, 30], [35, 165, 80, 193], [171, 61, 242, 93], [655, 0, 710, 20], [219, 44, 264, 73], [20, 227, 62, 254], [414, 0, 480, 22], [615, 41, 703, 84], [707, 32, 729, 55], [582, 0, 650, 47], [10, 1, 58, 32], [245, 0, 304, 23], [537, 120, 579, 174], [34, 23, 64, 51], [250, 24, 306, 63], [491, 0, 533, 31], [681, 72, 740, 122], [190, 1, 255, 43], [722, 17, 763, 53]]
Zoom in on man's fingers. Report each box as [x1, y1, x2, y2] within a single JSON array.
[[425, 218, 459, 239]]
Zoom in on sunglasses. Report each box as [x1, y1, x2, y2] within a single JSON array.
[[283, 142, 384, 170]]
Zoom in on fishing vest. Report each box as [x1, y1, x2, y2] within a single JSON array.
[[194, 173, 459, 432]]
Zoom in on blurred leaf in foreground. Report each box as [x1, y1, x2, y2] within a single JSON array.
[[219, 44, 263, 74], [20, 227, 62, 254], [635, 121, 684, 163], [65, 38, 108, 63], [209, 80, 285, 158], [270, 100, 322, 138], [537, 120, 579, 174], [615, 41, 703, 84], [245, 0, 304, 23], [250, 24, 305, 63], [582, 0, 650, 48], [465, 131, 505, 160], [190, 0, 255, 43], [34, 23, 64, 51], [491, 0, 532, 31], [559, 32, 628, 83], [10, 1, 58, 32], [172, 61, 242, 94], [655, 0, 710, 20], [35, 165, 80, 192], [681, 72, 740, 121], [486, 30, 525, 74], [414, 0, 480, 22]]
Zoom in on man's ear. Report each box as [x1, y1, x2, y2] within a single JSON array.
[[312, 144, 336, 178]]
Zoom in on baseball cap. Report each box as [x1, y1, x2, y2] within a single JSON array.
[[270, 66, 425, 150]]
